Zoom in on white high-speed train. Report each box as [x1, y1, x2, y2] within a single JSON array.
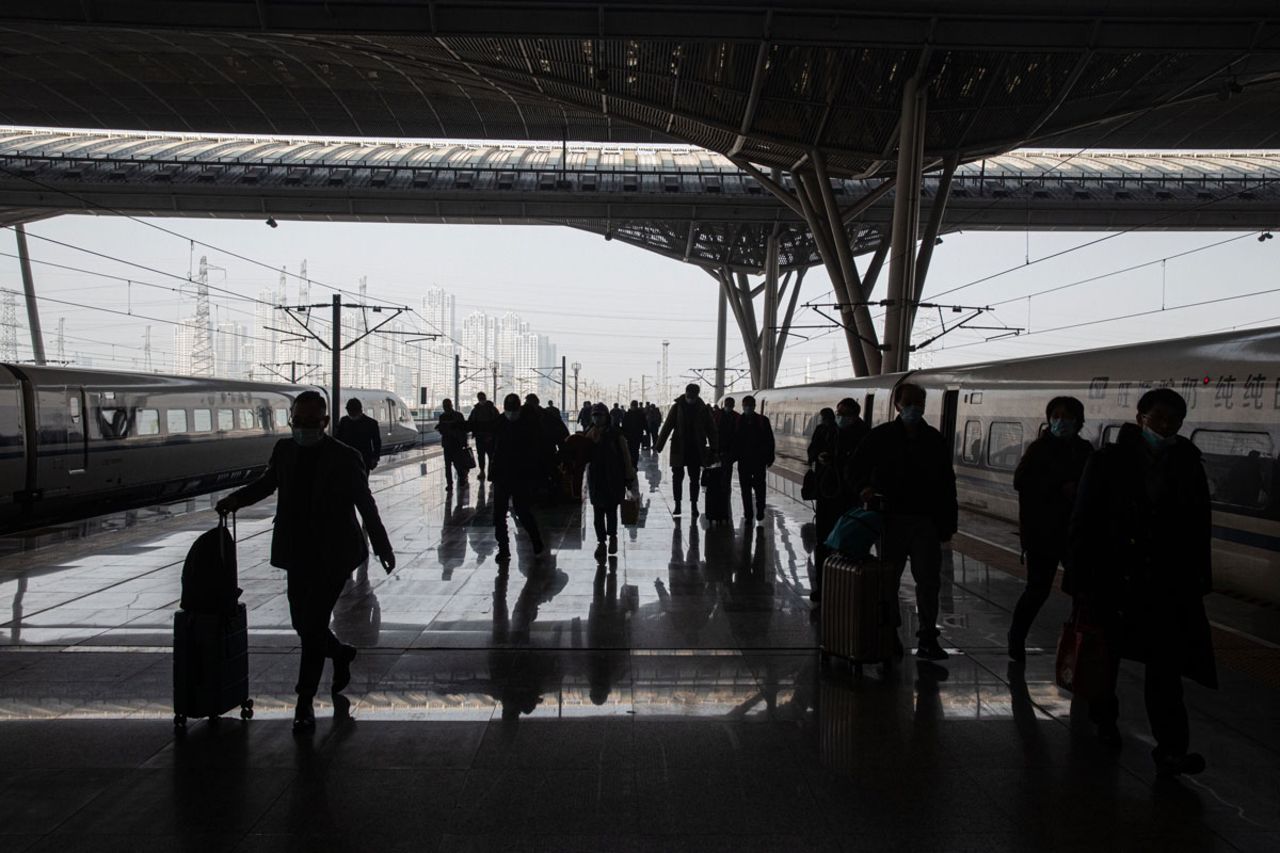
[[0, 364, 418, 534], [748, 327, 1280, 605]]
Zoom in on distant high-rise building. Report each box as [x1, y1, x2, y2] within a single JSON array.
[[174, 317, 200, 375], [422, 288, 456, 341], [215, 322, 249, 378], [514, 330, 540, 396]]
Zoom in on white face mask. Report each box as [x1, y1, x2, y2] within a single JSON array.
[[504, 410, 519, 422], [292, 427, 325, 447]]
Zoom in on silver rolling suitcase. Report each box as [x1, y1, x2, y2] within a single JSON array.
[[819, 552, 897, 671]]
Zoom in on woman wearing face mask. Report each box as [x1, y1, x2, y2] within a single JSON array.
[[1008, 396, 1092, 663], [585, 403, 638, 563], [1068, 387, 1216, 775]]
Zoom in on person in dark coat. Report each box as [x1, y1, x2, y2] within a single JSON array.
[[467, 391, 500, 478], [436, 398, 470, 490], [586, 403, 638, 563], [611, 403, 625, 431], [733, 395, 775, 526], [491, 393, 549, 562], [714, 397, 741, 482], [578, 400, 593, 432], [655, 384, 719, 518], [810, 400, 868, 601], [1008, 396, 1093, 662], [1068, 387, 1216, 775], [645, 403, 662, 451], [848, 383, 957, 661], [523, 394, 562, 485], [336, 397, 381, 475], [621, 400, 647, 467], [216, 391, 395, 731]]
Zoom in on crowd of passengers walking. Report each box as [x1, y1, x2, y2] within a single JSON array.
[[210, 381, 1215, 778]]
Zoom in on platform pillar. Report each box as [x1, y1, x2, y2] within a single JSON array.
[[714, 285, 727, 399], [884, 76, 925, 374], [14, 225, 45, 365]]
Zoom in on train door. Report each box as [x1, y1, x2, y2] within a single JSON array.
[[35, 385, 87, 497], [940, 389, 960, 455], [385, 396, 397, 442]]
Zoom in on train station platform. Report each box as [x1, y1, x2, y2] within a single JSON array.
[[0, 446, 1278, 852]]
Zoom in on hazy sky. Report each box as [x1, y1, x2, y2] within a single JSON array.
[[2, 207, 1277, 396]]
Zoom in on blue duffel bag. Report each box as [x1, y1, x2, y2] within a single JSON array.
[[824, 508, 883, 561]]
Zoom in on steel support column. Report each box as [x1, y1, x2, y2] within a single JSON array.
[[884, 77, 925, 374], [14, 225, 45, 365], [714, 285, 727, 400], [330, 294, 341, 435], [760, 224, 780, 388]]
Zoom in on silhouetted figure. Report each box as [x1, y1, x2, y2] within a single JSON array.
[[611, 402, 625, 430], [849, 383, 956, 661], [622, 399, 647, 468], [810, 400, 868, 600], [491, 393, 548, 563], [733, 395, 775, 526], [587, 572, 627, 706], [578, 400, 593, 432], [645, 403, 662, 451], [586, 403, 638, 564], [436, 398, 470, 490], [216, 391, 395, 731], [714, 397, 741, 483], [1068, 387, 1217, 776], [468, 391, 500, 478], [1008, 396, 1092, 662], [528, 395, 568, 450], [656, 383, 718, 518], [336, 397, 381, 475]]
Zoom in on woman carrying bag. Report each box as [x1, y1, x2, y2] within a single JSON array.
[[586, 402, 638, 564]]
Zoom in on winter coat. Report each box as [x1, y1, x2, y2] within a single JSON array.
[[225, 435, 391, 574], [714, 409, 741, 461], [848, 417, 957, 537], [611, 407, 625, 429], [586, 424, 637, 506], [733, 412, 775, 469], [1013, 432, 1092, 554], [578, 405, 593, 429], [436, 409, 468, 454], [336, 413, 382, 471], [645, 407, 662, 430], [656, 396, 718, 468], [541, 407, 570, 448], [621, 407, 647, 441], [490, 409, 549, 487], [467, 400, 500, 446], [1067, 422, 1217, 688], [809, 419, 867, 504]]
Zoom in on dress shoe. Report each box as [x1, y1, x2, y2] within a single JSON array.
[[332, 644, 357, 694]]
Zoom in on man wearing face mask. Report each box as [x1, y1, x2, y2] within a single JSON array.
[[810, 399, 868, 599], [490, 392, 548, 562], [655, 383, 718, 518], [1008, 396, 1092, 663], [848, 383, 956, 661], [216, 391, 395, 731], [1068, 388, 1216, 775]]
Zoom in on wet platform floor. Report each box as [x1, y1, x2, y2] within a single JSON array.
[[0, 447, 1278, 852]]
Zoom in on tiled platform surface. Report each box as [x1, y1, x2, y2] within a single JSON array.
[[0, 447, 1277, 852]]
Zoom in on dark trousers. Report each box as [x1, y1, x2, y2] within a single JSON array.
[[593, 503, 619, 541], [286, 568, 350, 698], [1091, 633, 1191, 756], [739, 464, 766, 519], [672, 463, 701, 505], [882, 514, 943, 643], [494, 481, 543, 552], [475, 438, 493, 474], [641, 429, 652, 450], [625, 435, 641, 468], [1009, 548, 1061, 647], [444, 448, 468, 487]]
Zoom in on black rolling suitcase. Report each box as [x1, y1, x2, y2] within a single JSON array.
[[701, 464, 732, 522], [173, 514, 253, 727], [819, 552, 898, 671]]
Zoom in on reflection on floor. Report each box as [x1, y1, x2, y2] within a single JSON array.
[[0, 446, 1277, 852]]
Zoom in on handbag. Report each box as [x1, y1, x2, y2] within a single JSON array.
[[621, 496, 639, 525], [460, 446, 477, 471], [1054, 605, 1109, 700], [801, 468, 819, 500]]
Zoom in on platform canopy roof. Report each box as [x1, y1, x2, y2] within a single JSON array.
[[2, 1, 1280, 177]]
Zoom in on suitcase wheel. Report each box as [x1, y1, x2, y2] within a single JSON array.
[[173, 714, 187, 729], [240, 702, 254, 720]]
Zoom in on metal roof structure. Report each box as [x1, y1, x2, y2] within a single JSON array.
[[3, 128, 1279, 274], [1, 2, 1280, 178]]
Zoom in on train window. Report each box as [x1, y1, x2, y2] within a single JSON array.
[[274, 408, 289, 428], [192, 409, 212, 432], [95, 406, 130, 439], [68, 394, 81, 424], [864, 394, 875, 428], [217, 409, 234, 432], [166, 410, 188, 434], [238, 409, 255, 430], [962, 420, 982, 463], [136, 409, 160, 436], [987, 421, 1024, 470], [1192, 430, 1275, 509], [1102, 425, 1122, 445]]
